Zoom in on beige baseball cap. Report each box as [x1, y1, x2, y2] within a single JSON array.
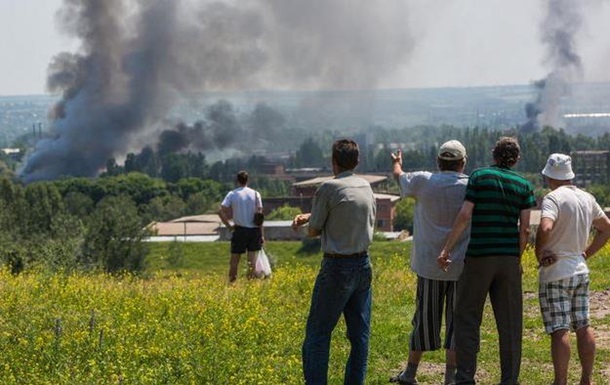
[[438, 140, 467, 160]]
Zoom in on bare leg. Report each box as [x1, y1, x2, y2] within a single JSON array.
[[246, 250, 258, 278], [228, 253, 241, 282], [575, 325, 595, 385], [396, 351, 422, 383], [408, 350, 423, 365], [550, 329, 570, 385]]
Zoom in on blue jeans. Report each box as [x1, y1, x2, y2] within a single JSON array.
[[302, 256, 373, 385]]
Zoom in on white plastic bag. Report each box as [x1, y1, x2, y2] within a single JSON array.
[[254, 248, 272, 278]]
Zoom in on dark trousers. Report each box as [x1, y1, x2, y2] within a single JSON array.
[[454, 256, 522, 385]]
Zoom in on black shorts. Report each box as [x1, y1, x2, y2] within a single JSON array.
[[230, 226, 262, 254]]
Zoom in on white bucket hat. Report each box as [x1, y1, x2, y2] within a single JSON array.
[[541, 153, 575, 180]]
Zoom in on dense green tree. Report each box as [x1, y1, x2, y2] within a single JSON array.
[[104, 158, 122, 177], [185, 192, 213, 215], [393, 197, 415, 233], [53, 177, 108, 205], [140, 195, 186, 224], [99, 173, 167, 207], [63, 191, 95, 218], [24, 182, 64, 236], [82, 195, 150, 273]]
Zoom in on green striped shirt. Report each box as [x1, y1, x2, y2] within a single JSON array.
[[465, 165, 536, 257]]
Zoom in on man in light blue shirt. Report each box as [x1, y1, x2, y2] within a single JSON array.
[[390, 140, 469, 385]]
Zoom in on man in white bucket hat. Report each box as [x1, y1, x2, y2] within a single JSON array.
[[536, 153, 610, 385]]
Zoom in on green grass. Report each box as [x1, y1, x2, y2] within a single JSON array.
[[144, 240, 610, 384], [0, 241, 608, 384]]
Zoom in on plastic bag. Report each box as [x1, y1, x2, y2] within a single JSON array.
[[254, 248, 272, 278]]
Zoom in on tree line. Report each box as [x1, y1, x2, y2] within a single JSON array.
[[0, 124, 609, 273]]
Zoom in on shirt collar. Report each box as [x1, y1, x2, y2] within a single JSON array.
[[335, 170, 355, 179]]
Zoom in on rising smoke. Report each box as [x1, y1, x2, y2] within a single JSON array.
[[20, 0, 414, 182], [521, 0, 585, 132]]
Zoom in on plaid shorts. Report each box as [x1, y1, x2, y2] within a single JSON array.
[[538, 273, 590, 334]]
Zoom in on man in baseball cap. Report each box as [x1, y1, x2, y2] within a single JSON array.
[[536, 153, 610, 385], [437, 140, 467, 161], [390, 140, 469, 385]]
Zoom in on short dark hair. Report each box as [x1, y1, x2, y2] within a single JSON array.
[[437, 158, 465, 172], [236, 170, 248, 185], [492, 137, 520, 168], [332, 139, 359, 171]]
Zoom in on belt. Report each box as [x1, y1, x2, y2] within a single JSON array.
[[323, 251, 368, 258]]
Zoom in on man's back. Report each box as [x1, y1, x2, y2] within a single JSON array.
[[401, 170, 468, 279], [542, 185, 604, 256], [309, 172, 376, 254], [221, 186, 261, 228], [466, 165, 535, 257]]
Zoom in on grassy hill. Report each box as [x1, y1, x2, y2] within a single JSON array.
[[0, 240, 608, 384]]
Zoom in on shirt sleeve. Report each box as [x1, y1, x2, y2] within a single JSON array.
[[591, 196, 605, 220], [399, 171, 428, 198], [220, 191, 233, 208], [256, 191, 263, 210], [464, 173, 478, 203], [522, 182, 537, 210], [540, 195, 559, 221], [308, 184, 329, 232]]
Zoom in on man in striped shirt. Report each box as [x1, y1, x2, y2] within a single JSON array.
[[438, 137, 536, 385]]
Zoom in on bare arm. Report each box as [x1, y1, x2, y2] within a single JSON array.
[[438, 201, 474, 270], [518, 208, 532, 258], [535, 217, 553, 258], [391, 149, 403, 180], [218, 205, 234, 231], [584, 215, 610, 259]]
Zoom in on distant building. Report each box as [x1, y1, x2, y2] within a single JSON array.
[[570, 150, 610, 186], [147, 214, 221, 241]]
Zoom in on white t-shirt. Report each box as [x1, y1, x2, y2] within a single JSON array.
[[399, 170, 469, 281], [538, 185, 605, 283], [220, 186, 262, 228]]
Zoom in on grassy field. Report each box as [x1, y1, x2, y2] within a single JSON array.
[[0, 240, 609, 384]]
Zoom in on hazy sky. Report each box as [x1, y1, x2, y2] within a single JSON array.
[[1, 0, 609, 96]]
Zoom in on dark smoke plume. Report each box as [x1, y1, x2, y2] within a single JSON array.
[[20, 0, 414, 182], [522, 0, 584, 132], [154, 100, 288, 160]]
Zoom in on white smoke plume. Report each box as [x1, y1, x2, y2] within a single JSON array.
[[20, 0, 414, 182]]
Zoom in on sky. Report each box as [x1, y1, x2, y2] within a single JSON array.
[[1, 0, 609, 96]]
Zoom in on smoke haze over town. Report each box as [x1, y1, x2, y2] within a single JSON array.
[[1, 0, 610, 181]]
